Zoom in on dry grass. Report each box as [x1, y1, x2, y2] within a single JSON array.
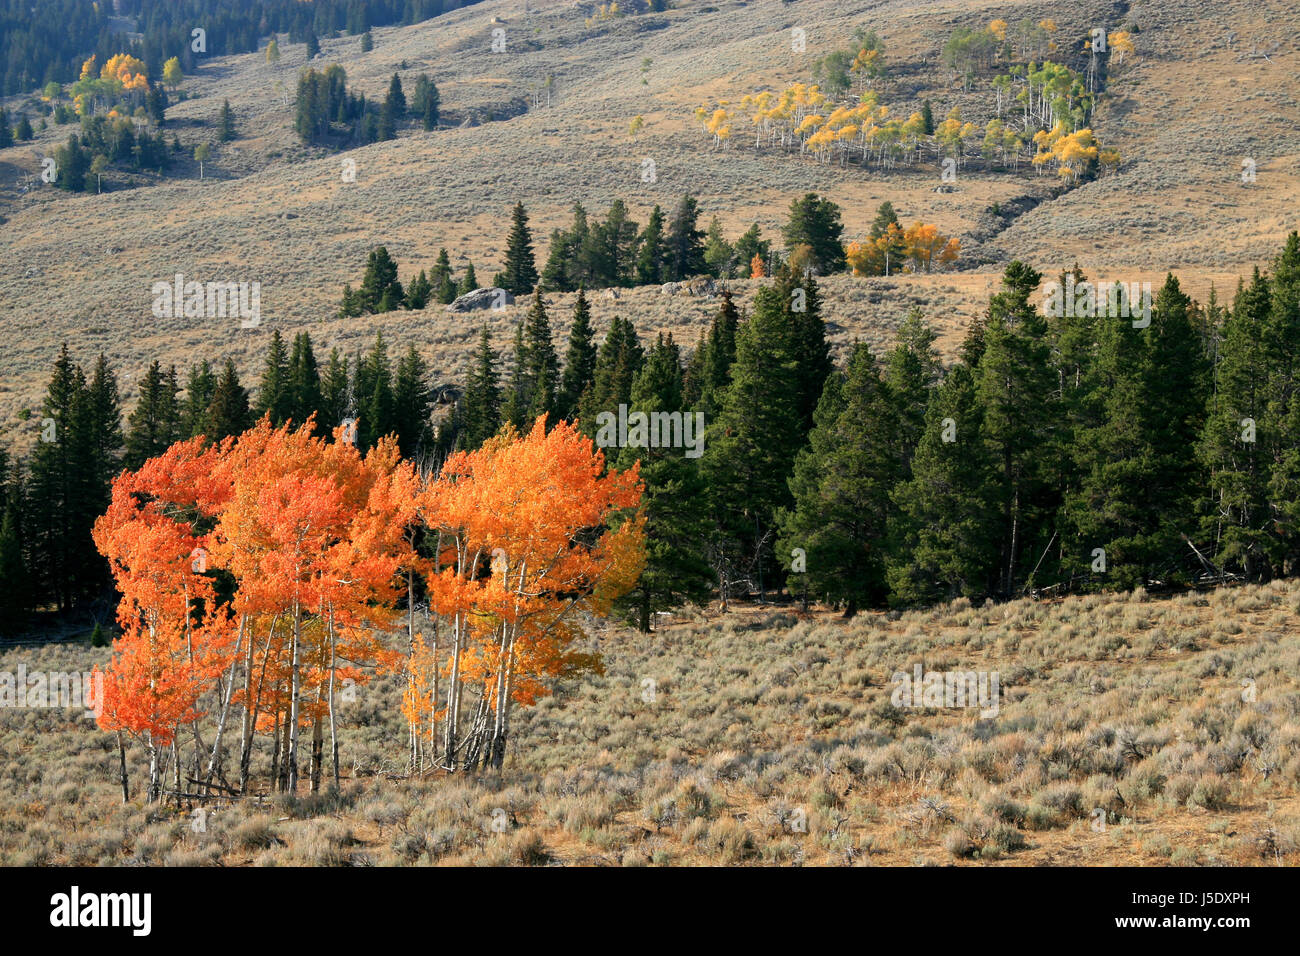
[[2, 579, 1299, 866]]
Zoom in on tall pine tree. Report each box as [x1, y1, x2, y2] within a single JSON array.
[[124, 361, 181, 469], [253, 329, 293, 426], [888, 360, 1000, 605], [393, 344, 433, 458], [557, 285, 597, 421], [613, 333, 713, 630], [975, 261, 1058, 596], [287, 332, 325, 432], [460, 326, 502, 448], [579, 316, 644, 434], [354, 332, 395, 451], [206, 358, 253, 441], [499, 202, 539, 295], [778, 343, 903, 614], [181, 360, 216, 438], [701, 285, 802, 603]]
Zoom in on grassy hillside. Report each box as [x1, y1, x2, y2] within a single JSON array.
[[3, 580, 1298, 866], [1, 0, 1297, 447]]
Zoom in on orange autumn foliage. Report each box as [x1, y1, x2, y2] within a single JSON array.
[[94, 413, 645, 788], [203, 418, 412, 731], [95, 418, 417, 792], [93, 439, 235, 746], [411, 417, 645, 767]]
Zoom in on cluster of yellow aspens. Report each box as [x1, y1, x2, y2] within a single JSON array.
[[693, 21, 1132, 183], [696, 86, 1122, 184], [845, 222, 960, 277], [1031, 123, 1120, 183], [696, 86, 932, 170], [70, 53, 149, 117]]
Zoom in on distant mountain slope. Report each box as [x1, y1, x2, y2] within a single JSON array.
[[0, 0, 1295, 441]]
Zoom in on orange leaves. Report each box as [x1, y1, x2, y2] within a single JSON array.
[[847, 221, 960, 276], [426, 417, 641, 572], [92, 440, 233, 744], [846, 239, 870, 276], [1032, 125, 1100, 182], [589, 510, 648, 617], [902, 222, 961, 273], [95, 417, 418, 750], [100, 53, 149, 92], [416, 416, 644, 707], [94, 411, 643, 776], [1108, 31, 1136, 67], [206, 419, 414, 625], [401, 633, 440, 738]]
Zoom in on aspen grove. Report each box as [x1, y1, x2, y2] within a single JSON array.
[[92, 415, 645, 801]]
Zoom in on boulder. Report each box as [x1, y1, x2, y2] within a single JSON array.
[[447, 287, 514, 312], [686, 276, 717, 297]]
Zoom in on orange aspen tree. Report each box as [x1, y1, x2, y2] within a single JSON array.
[[416, 418, 645, 772], [903, 222, 962, 273], [93, 439, 235, 801], [97, 418, 416, 800], [95, 415, 638, 799], [205, 418, 411, 793]]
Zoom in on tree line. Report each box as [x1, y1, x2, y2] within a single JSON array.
[[9, 233, 1300, 642], [335, 191, 955, 320], [0, 329, 448, 633], [0, 0, 481, 97], [785, 237, 1300, 610], [295, 68, 440, 148], [449, 233, 1300, 621], [526, 192, 956, 289]]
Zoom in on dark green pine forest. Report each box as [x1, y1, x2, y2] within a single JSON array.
[[0, 0, 483, 97], [4, 212, 1300, 639]]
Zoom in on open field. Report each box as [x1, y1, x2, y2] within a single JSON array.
[[3, 580, 1298, 866]]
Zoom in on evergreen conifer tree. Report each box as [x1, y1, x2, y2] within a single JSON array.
[[181, 360, 216, 438], [499, 202, 539, 295], [392, 345, 433, 458], [206, 358, 253, 441], [613, 333, 713, 630], [557, 285, 597, 420], [124, 361, 181, 469], [700, 285, 802, 602], [461, 326, 502, 448], [778, 344, 902, 614]]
